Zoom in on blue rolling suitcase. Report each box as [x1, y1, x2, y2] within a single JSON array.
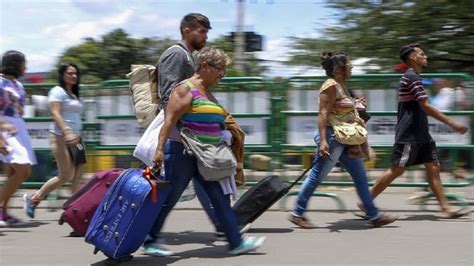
[[85, 168, 169, 262]]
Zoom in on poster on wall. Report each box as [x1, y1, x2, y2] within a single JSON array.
[[367, 116, 471, 145], [26, 121, 50, 148], [234, 117, 267, 145], [287, 115, 471, 145], [102, 117, 268, 146], [101, 119, 144, 146], [287, 116, 317, 145]]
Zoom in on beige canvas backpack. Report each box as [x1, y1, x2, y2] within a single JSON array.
[[127, 45, 190, 128], [127, 65, 159, 128]]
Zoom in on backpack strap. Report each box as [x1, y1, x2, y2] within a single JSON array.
[[156, 44, 194, 100], [165, 44, 192, 64], [173, 44, 192, 63]]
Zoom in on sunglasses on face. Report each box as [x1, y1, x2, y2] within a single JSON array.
[[207, 62, 226, 75]]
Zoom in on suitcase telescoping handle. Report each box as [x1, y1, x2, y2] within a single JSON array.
[[285, 160, 317, 193], [142, 167, 161, 203]]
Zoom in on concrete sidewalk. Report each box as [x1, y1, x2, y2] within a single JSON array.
[[0, 186, 472, 266]]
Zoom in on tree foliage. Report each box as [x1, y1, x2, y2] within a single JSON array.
[[287, 1, 474, 73], [53, 29, 175, 83], [52, 28, 266, 82]]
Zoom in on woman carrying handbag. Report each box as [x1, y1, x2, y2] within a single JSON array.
[[23, 63, 85, 218], [145, 47, 265, 256], [289, 52, 397, 228]]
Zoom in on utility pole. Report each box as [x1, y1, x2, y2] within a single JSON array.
[[234, 0, 245, 73]]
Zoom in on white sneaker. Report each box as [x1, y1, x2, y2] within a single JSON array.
[[0, 220, 9, 227], [143, 242, 175, 257], [228, 236, 266, 255]]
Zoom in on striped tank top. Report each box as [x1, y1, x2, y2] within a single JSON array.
[[180, 81, 226, 144], [320, 78, 358, 125]]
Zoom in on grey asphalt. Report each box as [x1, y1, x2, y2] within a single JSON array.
[[0, 186, 473, 266]]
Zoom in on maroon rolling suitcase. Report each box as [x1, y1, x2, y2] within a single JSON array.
[[58, 168, 124, 236]]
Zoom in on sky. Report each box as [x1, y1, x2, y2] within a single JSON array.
[[0, 0, 346, 77]]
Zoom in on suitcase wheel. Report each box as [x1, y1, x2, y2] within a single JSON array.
[[68, 231, 82, 237], [105, 255, 133, 265], [93, 247, 99, 255], [58, 214, 64, 225]]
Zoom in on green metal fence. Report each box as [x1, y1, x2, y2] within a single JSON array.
[[5, 73, 472, 193], [279, 73, 474, 169], [86, 77, 280, 173], [276, 73, 473, 208]]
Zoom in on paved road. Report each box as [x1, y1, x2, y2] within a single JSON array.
[[0, 187, 472, 266]]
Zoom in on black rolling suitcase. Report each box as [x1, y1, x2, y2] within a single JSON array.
[[233, 162, 315, 227]]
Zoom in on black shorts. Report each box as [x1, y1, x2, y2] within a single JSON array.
[[391, 142, 438, 167]]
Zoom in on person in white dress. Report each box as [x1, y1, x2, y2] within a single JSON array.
[[0, 50, 37, 227]]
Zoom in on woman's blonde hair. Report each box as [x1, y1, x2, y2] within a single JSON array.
[[196, 46, 231, 71]]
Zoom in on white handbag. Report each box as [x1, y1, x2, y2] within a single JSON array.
[[133, 110, 165, 167], [133, 110, 196, 202]]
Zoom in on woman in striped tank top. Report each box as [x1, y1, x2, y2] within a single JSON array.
[[152, 47, 265, 255], [180, 79, 227, 144]]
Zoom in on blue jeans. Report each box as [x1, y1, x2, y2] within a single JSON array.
[[194, 178, 220, 227], [146, 140, 241, 249], [292, 127, 379, 220]]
